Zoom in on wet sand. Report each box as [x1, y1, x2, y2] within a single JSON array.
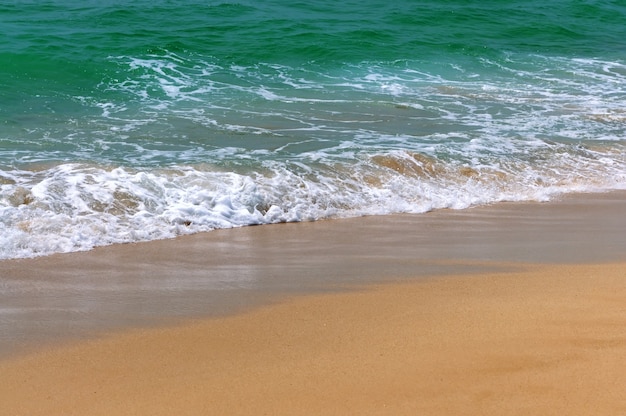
[[1, 192, 625, 414]]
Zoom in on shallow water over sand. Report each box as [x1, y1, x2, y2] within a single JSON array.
[[1, 192, 625, 357]]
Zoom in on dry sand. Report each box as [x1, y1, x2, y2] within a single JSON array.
[[1, 262, 625, 415], [1, 192, 625, 415]]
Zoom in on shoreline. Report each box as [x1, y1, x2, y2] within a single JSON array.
[[1, 191, 625, 357]]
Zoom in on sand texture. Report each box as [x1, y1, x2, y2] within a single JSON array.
[[1, 262, 625, 415]]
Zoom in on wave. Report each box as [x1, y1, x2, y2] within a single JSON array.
[[2, 41, 626, 259], [1, 142, 624, 259]]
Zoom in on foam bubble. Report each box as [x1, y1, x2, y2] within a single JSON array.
[[1, 141, 624, 260]]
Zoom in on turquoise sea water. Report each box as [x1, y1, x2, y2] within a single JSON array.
[[1, 1, 625, 258]]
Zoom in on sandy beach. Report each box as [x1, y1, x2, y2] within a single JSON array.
[[1, 192, 625, 415]]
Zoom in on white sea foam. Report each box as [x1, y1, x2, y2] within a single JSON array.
[[1, 140, 625, 260]]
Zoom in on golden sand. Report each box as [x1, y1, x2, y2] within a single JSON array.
[[1, 262, 625, 415]]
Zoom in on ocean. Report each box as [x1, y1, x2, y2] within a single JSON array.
[[1, 0, 625, 259]]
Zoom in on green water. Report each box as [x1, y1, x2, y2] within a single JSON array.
[[1, 1, 625, 258]]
